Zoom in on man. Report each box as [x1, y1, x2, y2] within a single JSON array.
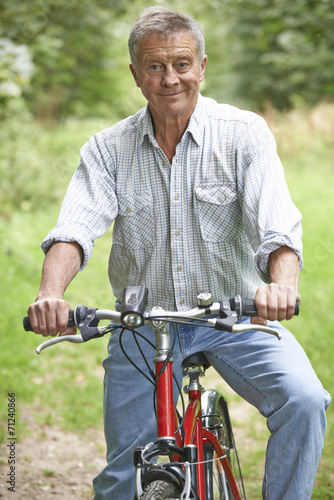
[[28, 7, 330, 499]]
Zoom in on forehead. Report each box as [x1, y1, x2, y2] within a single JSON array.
[[137, 31, 198, 61]]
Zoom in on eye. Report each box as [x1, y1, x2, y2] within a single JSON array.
[[176, 62, 189, 72], [147, 63, 164, 75]]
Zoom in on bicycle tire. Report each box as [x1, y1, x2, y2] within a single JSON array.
[[203, 394, 245, 500], [140, 479, 180, 500]]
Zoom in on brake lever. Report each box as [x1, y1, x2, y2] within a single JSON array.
[[232, 323, 281, 339], [36, 334, 84, 354], [208, 299, 281, 340], [208, 318, 281, 340]]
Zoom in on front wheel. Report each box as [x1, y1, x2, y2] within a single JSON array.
[[202, 392, 245, 499], [140, 479, 181, 499]]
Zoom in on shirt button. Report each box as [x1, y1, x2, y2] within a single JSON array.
[[174, 195, 179, 201], [180, 299, 185, 305], [177, 266, 182, 271], [126, 208, 131, 213], [175, 231, 180, 236], [219, 195, 226, 203]]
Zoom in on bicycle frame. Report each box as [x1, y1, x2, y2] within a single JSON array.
[[135, 312, 242, 500]]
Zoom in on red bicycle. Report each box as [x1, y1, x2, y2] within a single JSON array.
[[24, 286, 292, 500]]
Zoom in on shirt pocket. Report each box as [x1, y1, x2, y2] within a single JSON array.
[[195, 184, 241, 242], [113, 191, 155, 249]]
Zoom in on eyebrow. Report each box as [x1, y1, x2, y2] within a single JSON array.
[[144, 52, 193, 64]]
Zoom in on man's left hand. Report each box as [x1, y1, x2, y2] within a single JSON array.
[[251, 283, 301, 326]]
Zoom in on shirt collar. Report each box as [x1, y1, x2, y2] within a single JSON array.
[[138, 93, 205, 148], [137, 106, 155, 146], [186, 94, 205, 146]]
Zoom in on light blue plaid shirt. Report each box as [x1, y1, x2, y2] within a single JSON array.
[[42, 95, 303, 310]]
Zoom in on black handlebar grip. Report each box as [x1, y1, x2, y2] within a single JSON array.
[[241, 297, 258, 317], [229, 296, 300, 319], [294, 300, 300, 316], [23, 316, 33, 331], [23, 311, 76, 332], [228, 296, 258, 319]]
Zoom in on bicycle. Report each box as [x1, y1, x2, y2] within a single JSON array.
[[24, 286, 297, 500]]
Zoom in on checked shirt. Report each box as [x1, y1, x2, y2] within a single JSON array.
[[42, 95, 303, 311]]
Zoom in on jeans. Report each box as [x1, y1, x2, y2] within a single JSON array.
[[93, 318, 330, 500]]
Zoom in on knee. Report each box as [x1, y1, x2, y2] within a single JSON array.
[[272, 376, 330, 430], [292, 384, 329, 418]]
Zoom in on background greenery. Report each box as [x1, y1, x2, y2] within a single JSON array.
[[1, 0, 334, 123], [0, 0, 333, 498]]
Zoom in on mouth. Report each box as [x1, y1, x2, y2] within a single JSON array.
[[159, 90, 184, 98]]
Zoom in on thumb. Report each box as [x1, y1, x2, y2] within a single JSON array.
[[251, 316, 267, 326]]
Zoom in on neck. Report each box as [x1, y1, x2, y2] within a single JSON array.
[[154, 120, 185, 162], [149, 102, 197, 163]]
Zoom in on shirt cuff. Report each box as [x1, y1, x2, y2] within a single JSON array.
[[255, 238, 303, 283], [41, 225, 94, 270]]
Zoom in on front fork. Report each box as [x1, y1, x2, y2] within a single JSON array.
[[183, 369, 206, 500]]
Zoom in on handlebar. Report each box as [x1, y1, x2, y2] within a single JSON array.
[[23, 288, 300, 354]]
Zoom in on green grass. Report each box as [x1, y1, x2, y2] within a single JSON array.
[[0, 209, 114, 442], [1, 104, 334, 498], [239, 104, 334, 498]]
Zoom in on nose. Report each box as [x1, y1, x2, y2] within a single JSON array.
[[162, 65, 180, 87]]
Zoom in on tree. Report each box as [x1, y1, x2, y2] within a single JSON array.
[[0, 0, 128, 119], [0, 38, 34, 118], [223, 0, 334, 110]]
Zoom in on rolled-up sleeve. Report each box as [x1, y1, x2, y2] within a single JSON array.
[[41, 131, 118, 269], [238, 116, 303, 283]]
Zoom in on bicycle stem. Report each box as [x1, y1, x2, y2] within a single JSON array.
[[151, 307, 172, 363], [150, 308, 177, 441]]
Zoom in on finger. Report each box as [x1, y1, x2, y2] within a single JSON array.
[[59, 326, 77, 337], [270, 288, 286, 322], [254, 285, 268, 320], [27, 305, 43, 336], [39, 301, 60, 337], [46, 308, 61, 337], [262, 283, 278, 321], [285, 289, 300, 321], [55, 307, 72, 335]]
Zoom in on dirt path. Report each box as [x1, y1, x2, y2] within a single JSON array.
[[0, 408, 106, 499], [0, 372, 265, 499]]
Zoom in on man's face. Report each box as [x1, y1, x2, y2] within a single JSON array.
[[130, 31, 207, 121]]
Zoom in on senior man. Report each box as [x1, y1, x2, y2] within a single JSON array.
[[28, 7, 330, 499]]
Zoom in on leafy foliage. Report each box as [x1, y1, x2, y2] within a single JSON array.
[[224, 0, 334, 109], [0, 38, 34, 118], [0, 0, 128, 119], [0, 0, 334, 117]]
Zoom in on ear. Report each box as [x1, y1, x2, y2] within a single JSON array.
[[199, 55, 207, 82], [129, 64, 140, 88]]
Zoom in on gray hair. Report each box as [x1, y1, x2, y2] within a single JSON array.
[[128, 6, 205, 69]]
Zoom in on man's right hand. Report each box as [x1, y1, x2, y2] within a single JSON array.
[[27, 241, 83, 337], [27, 298, 76, 337]]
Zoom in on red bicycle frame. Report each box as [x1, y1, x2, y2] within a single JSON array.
[[155, 355, 242, 500]]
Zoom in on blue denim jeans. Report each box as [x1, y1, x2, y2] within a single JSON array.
[[93, 318, 330, 500]]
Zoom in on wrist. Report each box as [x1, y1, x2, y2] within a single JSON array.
[[269, 247, 300, 289], [36, 290, 64, 302]]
